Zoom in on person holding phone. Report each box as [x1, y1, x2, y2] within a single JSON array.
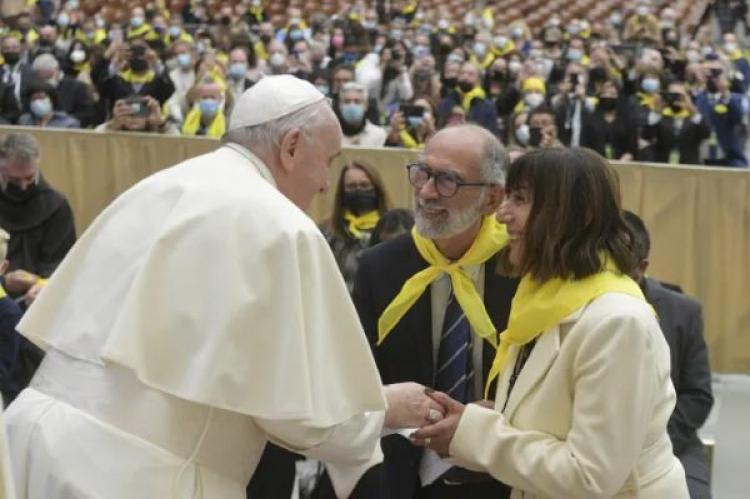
[[526, 107, 561, 149], [386, 98, 437, 149], [94, 95, 178, 134]]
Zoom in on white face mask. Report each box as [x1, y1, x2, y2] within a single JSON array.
[[508, 60, 522, 74], [70, 49, 86, 63], [269, 52, 286, 67], [494, 36, 508, 49], [636, 6, 649, 17], [725, 42, 738, 53], [515, 124, 530, 145], [525, 92, 545, 109]]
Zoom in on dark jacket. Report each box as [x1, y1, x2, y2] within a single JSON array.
[[438, 88, 499, 135], [0, 80, 21, 124], [695, 91, 748, 167], [642, 113, 711, 165], [55, 76, 97, 127], [580, 105, 640, 160]]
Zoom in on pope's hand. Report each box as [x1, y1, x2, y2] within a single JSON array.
[[410, 390, 466, 457], [383, 383, 444, 429]]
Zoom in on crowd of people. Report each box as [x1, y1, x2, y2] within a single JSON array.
[[0, 0, 747, 166]]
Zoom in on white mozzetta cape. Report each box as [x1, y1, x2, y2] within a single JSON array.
[[17, 144, 387, 426]]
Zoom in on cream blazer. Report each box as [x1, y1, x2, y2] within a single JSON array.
[[449, 293, 690, 499]]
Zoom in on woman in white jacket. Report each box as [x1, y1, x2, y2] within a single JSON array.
[[412, 147, 689, 499]]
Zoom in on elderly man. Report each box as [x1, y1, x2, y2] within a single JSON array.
[[338, 82, 387, 147], [438, 62, 498, 135], [4, 75, 441, 499], [181, 80, 226, 138], [0, 36, 33, 103], [28, 54, 95, 127], [351, 125, 516, 499], [226, 47, 255, 103], [0, 133, 75, 297]]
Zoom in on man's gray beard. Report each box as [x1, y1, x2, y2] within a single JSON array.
[[413, 191, 487, 239]]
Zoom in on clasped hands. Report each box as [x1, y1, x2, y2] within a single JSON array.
[[384, 384, 493, 458]]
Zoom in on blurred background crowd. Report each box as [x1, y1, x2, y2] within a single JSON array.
[[0, 0, 748, 167]]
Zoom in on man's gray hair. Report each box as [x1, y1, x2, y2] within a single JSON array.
[[340, 81, 368, 103], [0, 133, 41, 164], [222, 100, 332, 154], [454, 124, 508, 186], [32, 53, 60, 72]]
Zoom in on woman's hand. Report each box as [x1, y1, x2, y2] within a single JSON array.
[[410, 390, 465, 457]]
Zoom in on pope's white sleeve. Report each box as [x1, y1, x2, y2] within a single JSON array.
[[254, 411, 385, 498]]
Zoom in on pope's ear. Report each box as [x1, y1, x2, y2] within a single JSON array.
[[278, 128, 302, 174]]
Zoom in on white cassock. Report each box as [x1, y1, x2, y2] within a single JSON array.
[[4, 143, 387, 499], [1, 405, 16, 499]]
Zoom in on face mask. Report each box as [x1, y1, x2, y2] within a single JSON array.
[[525, 92, 545, 109], [315, 84, 329, 95], [494, 36, 508, 48], [70, 49, 86, 63], [438, 19, 450, 30], [706, 78, 719, 94], [511, 27, 524, 38], [129, 57, 148, 72], [549, 18, 561, 27], [362, 20, 377, 30], [598, 96, 618, 112], [414, 45, 431, 58], [340, 103, 365, 124], [567, 48, 583, 61], [447, 53, 464, 64], [568, 25, 580, 36], [725, 43, 738, 53], [508, 60, 522, 74], [220, 16, 232, 26], [457, 80, 474, 93], [529, 48, 544, 59], [515, 124, 530, 145], [686, 51, 701, 63], [491, 70, 507, 81], [131, 16, 144, 28], [229, 62, 247, 79], [332, 34, 345, 49], [58, 14, 70, 27], [177, 53, 191, 68], [473, 42, 487, 57], [2, 52, 19, 66], [67, 0, 80, 9], [610, 13, 622, 25], [636, 6, 649, 17], [31, 97, 53, 118], [269, 52, 286, 67], [1, 181, 37, 202], [169, 26, 181, 38], [392, 30, 403, 41], [290, 29, 304, 41], [641, 78, 660, 93], [289, 17, 302, 26], [442, 76, 457, 89], [96, 17, 106, 28], [701, 46, 714, 57], [343, 190, 378, 215], [199, 98, 219, 117], [420, 24, 433, 34], [260, 34, 271, 44]]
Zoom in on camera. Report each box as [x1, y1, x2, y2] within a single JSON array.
[[123, 96, 151, 117]]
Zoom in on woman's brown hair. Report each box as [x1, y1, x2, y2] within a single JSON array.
[[500, 147, 637, 281], [331, 160, 390, 238]]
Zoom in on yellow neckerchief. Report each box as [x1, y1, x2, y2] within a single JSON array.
[[75, 28, 107, 46], [249, 6, 265, 23], [255, 40, 269, 60], [484, 256, 646, 397], [662, 107, 691, 119], [460, 86, 487, 111], [9, 29, 38, 45], [513, 100, 528, 114], [403, 2, 417, 15], [399, 127, 424, 150], [344, 210, 380, 239], [492, 40, 516, 58], [165, 31, 194, 46], [181, 106, 226, 137], [639, 92, 658, 110], [714, 103, 728, 114], [481, 7, 494, 25], [0, 284, 6, 299], [377, 216, 508, 347], [127, 24, 157, 40], [580, 54, 591, 67], [471, 52, 496, 69], [120, 69, 155, 85], [74, 61, 91, 75], [729, 49, 744, 61]]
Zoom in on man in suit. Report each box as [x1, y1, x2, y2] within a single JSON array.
[[0, 35, 34, 104], [352, 124, 516, 499], [624, 211, 714, 499]]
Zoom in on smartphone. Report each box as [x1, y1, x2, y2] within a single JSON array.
[[569, 73, 579, 86], [529, 127, 543, 147], [400, 104, 425, 119], [123, 96, 150, 117]]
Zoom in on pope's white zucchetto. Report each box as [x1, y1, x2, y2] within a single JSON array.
[[228, 74, 326, 131]]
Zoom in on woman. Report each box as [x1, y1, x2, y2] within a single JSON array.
[[580, 80, 639, 161], [385, 97, 437, 149], [413, 147, 689, 498], [321, 161, 390, 292], [18, 83, 80, 129]]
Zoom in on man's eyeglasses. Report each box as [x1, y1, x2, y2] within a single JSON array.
[[406, 162, 493, 198]]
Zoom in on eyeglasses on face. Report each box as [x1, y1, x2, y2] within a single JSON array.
[[406, 162, 492, 198]]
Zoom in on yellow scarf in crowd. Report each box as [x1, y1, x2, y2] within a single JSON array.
[[181, 107, 226, 138], [460, 86, 487, 112], [484, 256, 647, 397], [662, 107, 691, 120], [639, 92, 658, 111], [120, 69, 155, 85], [344, 210, 380, 239], [0, 284, 6, 299], [399, 127, 424, 150], [378, 216, 508, 347]]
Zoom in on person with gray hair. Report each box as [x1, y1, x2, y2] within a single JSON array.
[[338, 81, 387, 147], [0, 132, 75, 300], [26, 53, 96, 127], [4, 75, 443, 499], [346, 124, 516, 499]]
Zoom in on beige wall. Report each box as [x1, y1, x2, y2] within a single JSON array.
[[2, 126, 749, 373]]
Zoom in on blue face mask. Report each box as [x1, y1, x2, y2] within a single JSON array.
[[289, 29, 304, 41], [229, 62, 247, 79], [316, 84, 330, 96], [169, 26, 181, 38], [176, 53, 191, 68], [131, 17, 144, 28], [200, 98, 219, 117], [641, 78, 660, 94], [340, 103, 365, 124], [407, 116, 424, 128], [31, 97, 52, 118], [567, 48, 583, 61], [342, 52, 358, 64]]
